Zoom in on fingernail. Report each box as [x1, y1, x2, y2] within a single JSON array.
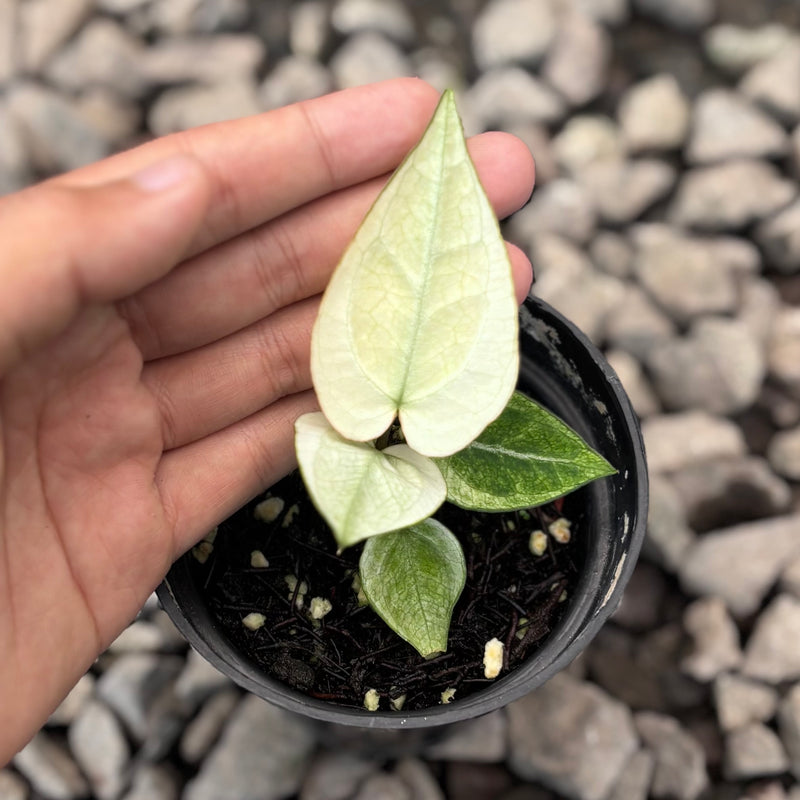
[[133, 155, 196, 192]]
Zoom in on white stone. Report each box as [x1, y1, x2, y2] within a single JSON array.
[[632, 0, 714, 31], [0, 770, 27, 800], [472, 0, 557, 70], [778, 684, 800, 780], [19, 0, 93, 73], [424, 710, 508, 763], [744, 595, 800, 683], [48, 673, 96, 727], [604, 284, 676, 362], [605, 349, 660, 418], [686, 89, 788, 164], [14, 732, 89, 800], [768, 426, 800, 480], [755, 199, 800, 275], [642, 411, 746, 473], [329, 31, 412, 89], [542, 12, 610, 106], [331, 0, 415, 43], [619, 73, 690, 153], [769, 308, 800, 398], [553, 114, 625, 175], [704, 24, 795, 75], [714, 673, 779, 732], [724, 723, 790, 780], [289, 1, 330, 59], [681, 597, 743, 682], [681, 515, 800, 617], [180, 689, 240, 765], [0, 0, 16, 83], [741, 41, 800, 125], [148, 81, 262, 137], [261, 55, 333, 110]]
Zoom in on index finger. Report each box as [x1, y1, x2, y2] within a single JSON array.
[[56, 79, 442, 257]]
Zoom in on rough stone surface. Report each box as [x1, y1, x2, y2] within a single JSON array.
[[669, 456, 791, 532], [542, 12, 610, 107], [680, 515, 800, 616], [741, 41, 800, 125], [642, 411, 746, 474], [68, 700, 130, 800], [179, 689, 240, 765], [768, 425, 800, 480], [13, 731, 90, 800], [121, 763, 181, 800], [589, 231, 634, 279], [507, 673, 638, 800], [604, 284, 676, 361], [783, 556, 800, 598], [686, 89, 788, 164], [669, 159, 796, 230], [681, 597, 743, 682], [331, 0, 415, 43], [645, 317, 766, 415], [704, 23, 794, 75], [464, 68, 566, 130], [769, 308, 800, 398], [19, 0, 94, 73], [261, 55, 332, 109], [642, 475, 696, 573], [714, 673, 779, 732], [724, 723, 790, 780], [425, 710, 507, 763], [631, 0, 714, 31], [743, 595, 800, 683], [472, 0, 557, 70], [0, 769, 29, 800], [47, 673, 96, 727], [607, 750, 654, 800], [755, 199, 800, 275], [635, 712, 709, 800], [184, 695, 316, 800], [605, 349, 661, 419], [778, 684, 800, 779], [329, 31, 412, 88], [394, 759, 445, 800], [553, 115, 625, 175], [352, 773, 411, 800], [300, 752, 377, 800], [578, 159, 676, 225], [619, 73, 690, 152], [631, 225, 740, 325]]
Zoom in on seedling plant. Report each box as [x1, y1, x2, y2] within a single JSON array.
[[294, 91, 614, 660]]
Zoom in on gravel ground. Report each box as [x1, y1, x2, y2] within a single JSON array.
[[2, 0, 800, 798]]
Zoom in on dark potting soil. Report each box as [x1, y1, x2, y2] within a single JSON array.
[[193, 470, 587, 713]]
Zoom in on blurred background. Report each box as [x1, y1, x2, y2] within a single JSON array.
[[2, 0, 800, 798]]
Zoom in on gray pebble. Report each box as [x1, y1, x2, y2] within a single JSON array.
[[740, 279, 782, 346], [120, 763, 180, 800], [425, 710, 507, 763], [631, 225, 740, 325], [635, 712, 709, 800], [714, 673, 779, 732], [607, 750, 655, 800], [681, 597, 743, 682], [686, 89, 788, 165], [331, 0, 415, 44], [96, 653, 184, 742], [641, 474, 696, 573], [13, 732, 89, 800], [779, 684, 800, 780], [783, 556, 800, 598], [724, 723, 789, 780], [148, 80, 262, 136], [769, 308, 800, 399], [174, 648, 231, 710], [507, 178, 597, 245], [645, 317, 765, 415], [329, 31, 412, 89], [179, 689, 240, 765], [353, 773, 411, 800], [0, 0, 15, 83], [578, 159, 676, 225], [704, 24, 794, 75], [755, 199, 800, 275], [604, 284, 676, 361], [507, 673, 638, 800], [680, 514, 800, 617], [109, 619, 183, 654], [18, 0, 93, 74], [68, 700, 130, 800], [743, 595, 800, 683], [669, 159, 796, 231], [669, 456, 791, 532], [618, 73, 691, 153], [553, 115, 625, 175], [394, 759, 445, 800], [300, 752, 377, 800], [564, 0, 629, 27], [741, 42, 800, 126], [184, 695, 316, 800], [631, 0, 714, 31], [261, 55, 332, 109], [589, 231, 634, 278], [464, 68, 567, 130], [768, 425, 800, 480], [605, 349, 661, 419], [472, 0, 557, 70], [0, 769, 29, 800], [47, 674, 96, 728], [289, 0, 331, 59], [542, 12, 610, 107]]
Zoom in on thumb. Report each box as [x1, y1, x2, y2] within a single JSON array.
[[0, 154, 211, 372]]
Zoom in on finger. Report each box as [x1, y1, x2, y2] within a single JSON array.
[[157, 391, 318, 557], [0, 155, 211, 373], [58, 79, 442, 257], [143, 298, 317, 450], [122, 132, 536, 360], [508, 242, 534, 304]]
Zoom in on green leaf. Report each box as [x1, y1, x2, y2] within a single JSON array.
[[295, 412, 446, 549], [435, 392, 617, 511], [310, 89, 518, 458], [360, 519, 466, 658]]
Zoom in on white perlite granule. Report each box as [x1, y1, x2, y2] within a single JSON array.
[[309, 597, 332, 620], [242, 613, 266, 631], [254, 496, 285, 523], [364, 689, 380, 711], [548, 516, 572, 543], [529, 529, 548, 556], [483, 637, 504, 679], [250, 550, 269, 568]]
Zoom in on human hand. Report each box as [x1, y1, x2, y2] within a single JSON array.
[[0, 78, 535, 762]]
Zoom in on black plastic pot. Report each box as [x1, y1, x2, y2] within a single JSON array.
[[158, 295, 648, 732]]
